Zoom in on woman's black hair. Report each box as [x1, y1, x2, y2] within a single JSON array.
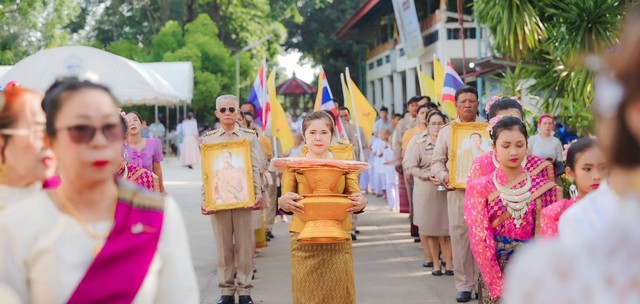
[[491, 116, 528, 144], [129, 111, 143, 122], [565, 138, 597, 170], [42, 77, 117, 138], [487, 98, 524, 120], [321, 109, 337, 126]]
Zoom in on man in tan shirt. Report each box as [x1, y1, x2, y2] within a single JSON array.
[[201, 95, 264, 304], [431, 86, 485, 303]]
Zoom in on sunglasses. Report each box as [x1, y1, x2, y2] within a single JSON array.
[[57, 123, 123, 144], [218, 107, 236, 114]]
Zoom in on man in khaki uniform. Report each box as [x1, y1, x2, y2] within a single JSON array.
[[338, 107, 369, 239], [392, 96, 426, 244], [201, 95, 264, 304], [431, 86, 485, 303]]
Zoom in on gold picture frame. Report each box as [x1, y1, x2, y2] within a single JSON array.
[[201, 139, 255, 211], [301, 144, 354, 161], [449, 121, 491, 189]]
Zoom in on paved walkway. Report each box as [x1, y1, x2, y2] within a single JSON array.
[[162, 157, 462, 304]]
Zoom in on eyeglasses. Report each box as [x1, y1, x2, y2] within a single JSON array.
[[57, 123, 123, 144], [218, 107, 236, 114], [0, 125, 46, 142]]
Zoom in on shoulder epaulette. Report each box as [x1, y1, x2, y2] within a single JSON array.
[[118, 181, 166, 211], [239, 128, 256, 134], [204, 129, 220, 137], [416, 138, 428, 144]]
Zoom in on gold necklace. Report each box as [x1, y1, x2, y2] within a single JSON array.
[[58, 189, 117, 257]]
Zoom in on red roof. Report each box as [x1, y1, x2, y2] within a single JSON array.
[[336, 0, 380, 39], [276, 73, 317, 95]]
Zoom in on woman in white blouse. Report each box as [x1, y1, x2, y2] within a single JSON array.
[[527, 114, 564, 163], [0, 84, 55, 211], [0, 77, 198, 304]]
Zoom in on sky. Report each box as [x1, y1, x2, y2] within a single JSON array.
[[277, 50, 319, 84]]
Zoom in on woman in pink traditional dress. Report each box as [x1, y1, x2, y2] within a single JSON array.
[[468, 97, 555, 183], [123, 111, 165, 192], [464, 116, 561, 303], [116, 161, 158, 192], [0, 77, 198, 303], [0, 84, 56, 210], [539, 138, 608, 237]]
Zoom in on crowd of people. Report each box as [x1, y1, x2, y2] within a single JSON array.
[[2, 7, 640, 304]]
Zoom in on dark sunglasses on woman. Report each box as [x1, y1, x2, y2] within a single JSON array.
[[57, 123, 124, 144]]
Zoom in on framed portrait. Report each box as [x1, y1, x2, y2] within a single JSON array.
[[301, 144, 354, 161], [449, 122, 491, 188], [201, 139, 255, 211]]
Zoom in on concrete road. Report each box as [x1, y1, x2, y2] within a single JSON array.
[[162, 157, 462, 304]]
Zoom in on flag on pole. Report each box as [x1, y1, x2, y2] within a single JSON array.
[[441, 60, 464, 118], [247, 64, 267, 128], [314, 70, 344, 138], [267, 68, 294, 155], [344, 70, 377, 143], [417, 67, 436, 101], [433, 55, 445, 101]]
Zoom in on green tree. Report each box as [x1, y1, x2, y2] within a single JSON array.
[[475, 0, 633, 134], [283, 0, 364, 102]]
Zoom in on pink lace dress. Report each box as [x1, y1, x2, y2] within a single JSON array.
[[467, 151, 555, 183], [464, 169, 560, 302], [540, 199, 577, 238], [116, 162, 157, 192]]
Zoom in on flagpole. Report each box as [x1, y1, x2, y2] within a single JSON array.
[[416, 65, 424, 96], [261, 58, 267, 133], [270, 67, 278, 158], [344, 68, 366, 162]]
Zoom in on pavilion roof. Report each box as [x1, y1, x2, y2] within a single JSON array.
[[276, 72, 317, 95]]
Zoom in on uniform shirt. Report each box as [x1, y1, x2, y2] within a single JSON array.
[[201, 125, 264, 200], [392, 116, 418, 163]]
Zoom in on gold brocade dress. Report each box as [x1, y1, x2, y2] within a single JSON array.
[[281, 160, 360, 304]]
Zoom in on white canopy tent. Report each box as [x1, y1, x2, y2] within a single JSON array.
[[0, 46, 180, 105]]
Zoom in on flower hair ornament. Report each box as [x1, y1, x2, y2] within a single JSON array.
[[487, 115, 504, 135], [485, 95, 524, 114], [0, 81, 20, 113]]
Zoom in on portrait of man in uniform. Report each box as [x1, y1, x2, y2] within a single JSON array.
[[213, 151, 249, 204]]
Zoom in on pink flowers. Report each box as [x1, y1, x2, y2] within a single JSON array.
[[485, 95, 524, 114], [487, 115, 504, 134]]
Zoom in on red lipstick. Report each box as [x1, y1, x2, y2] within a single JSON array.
[[590, 183, 600, 190], [92, 160, 109, 167], [509, 158, 519, 163]]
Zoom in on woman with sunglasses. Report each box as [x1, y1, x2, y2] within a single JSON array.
[[0, 77, 198, 303], [0, 84, 56, 210], [180, 112, 200, 169], [123, 111, 165, 192]]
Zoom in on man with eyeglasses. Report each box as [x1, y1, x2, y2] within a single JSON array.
[[431, 86, 486, 303], [201, 95, 265, 304]]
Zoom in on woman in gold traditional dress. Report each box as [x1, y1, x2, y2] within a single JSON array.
[[278, 111, 368, 304]]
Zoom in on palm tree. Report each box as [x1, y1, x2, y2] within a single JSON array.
[[474, 0, 631, 134]]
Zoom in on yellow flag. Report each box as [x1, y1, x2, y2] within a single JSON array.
[[433, 56, 445, 101], [418, 70, 435, 101], [345, 73, 377, 143], [442, 100, 457, 119], [313, 71, 323, 111], [268, 69, 294, 155], [340, 73, 352, 115]]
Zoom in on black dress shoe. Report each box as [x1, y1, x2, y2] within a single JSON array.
[[456, 291, 472, 303], [267, 231, 275, 239], [216, 295, 234, 304], [351, 233, 357, 241], [354, 229, 360, 234], [413, 237, 420, 243], [239, 295, 254, 304], [422, 261, 433, 268]]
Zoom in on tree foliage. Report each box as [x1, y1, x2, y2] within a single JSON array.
[[475, 0, 634, 134], [283, 0, 364, 102]]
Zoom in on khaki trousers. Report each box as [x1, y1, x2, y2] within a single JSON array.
[[447, 189, 477, 292], [266, 171, 278, 231], [210, 208, 255, 296]]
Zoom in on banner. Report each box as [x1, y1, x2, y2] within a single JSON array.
[[392, 0, 424, 59]]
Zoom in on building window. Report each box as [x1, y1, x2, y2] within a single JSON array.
[[423, 31, 439, 47], [447, 28, 477, 40], [399, 48, 405, 57], [369, 62, 374, 70], [376, 58, 383, 67], [385, 55, 390, 63]]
